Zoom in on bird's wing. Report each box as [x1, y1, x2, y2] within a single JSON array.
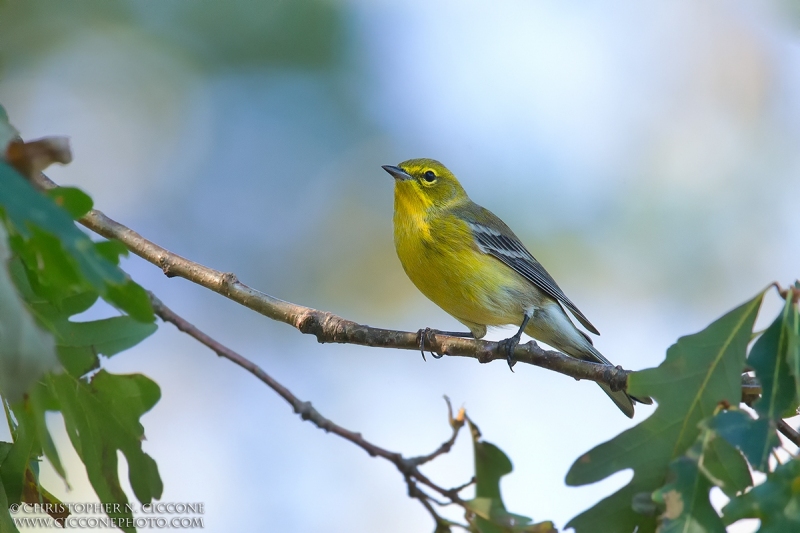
[[461, 207, 600, 336]]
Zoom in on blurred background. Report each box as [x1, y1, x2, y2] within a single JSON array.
[[1, 0, 799, 531]]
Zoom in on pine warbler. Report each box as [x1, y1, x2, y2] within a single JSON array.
[[382, 158, 650, 418]]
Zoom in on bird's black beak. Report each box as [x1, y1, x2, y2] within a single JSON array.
[[382, 165, 412, 181]]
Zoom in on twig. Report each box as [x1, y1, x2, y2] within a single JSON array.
[[777, 420, 800, 448], [149, 293, 471, 529], [27, 170, 634, 393], [407, 483, 453, 531], [449, 477, 477, 495], [409, 397, 465, 467]]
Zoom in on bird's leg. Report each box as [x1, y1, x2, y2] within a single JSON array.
[[416, 328, 474, 360], [498, 311, 532, 371]]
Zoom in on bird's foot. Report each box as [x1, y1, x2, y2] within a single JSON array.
[[497, 334, 521, 372], [498, 333, 522, 372], [416, 328, 441, 361], [416, 328, 474, 361], [498, 311, 532, 373]]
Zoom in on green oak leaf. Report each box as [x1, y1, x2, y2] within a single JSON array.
[[20, 467, 69, 524], [6, 253, 154, 377], [652, 456, 725, 533], [650, 424, 750, 531], [783, 288, 800, 411], [52, 316, 157, 377], [465, 420, 555, 533], [10, 227, 84, 304], [0, 111, 162, 531], [704, 409, 779, 473], [566, 292, 764, 533], [0, 404, 36, 504], [748, 293, 797, 419], [694, 432, 751, 497], [6, 255, 97, 320], [45, 187, 93, 220], [0, 160, 153, 322], [0, 480, 21, 533], [50, 370, 162, 533], [28, 381, 67, 482], [0, 227, 60, 402], [722, 457, 800, 531], [94, 240, 129, 266]]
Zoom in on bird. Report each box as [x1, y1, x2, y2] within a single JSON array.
[[382, 158, 650, 418]]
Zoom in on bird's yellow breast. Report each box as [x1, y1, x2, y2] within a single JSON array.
[[393, 189, 533, 328]]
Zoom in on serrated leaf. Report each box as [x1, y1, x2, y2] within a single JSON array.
[[704, 409, 779, 472], [0, 160, 154, 322], [652, 456, 725, 533], [566, 292, 764, 533], [45, 187, 92, 220], [0, 228, 60, 402], [50, 370, 162, 532], [722, 457, 800, 531]]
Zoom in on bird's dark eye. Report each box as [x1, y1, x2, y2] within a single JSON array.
[[423, 170, 436, 182]]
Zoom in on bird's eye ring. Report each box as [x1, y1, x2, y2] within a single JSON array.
[[423, 170, 436, 182]]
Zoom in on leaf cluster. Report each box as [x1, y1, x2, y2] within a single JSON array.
[[0, 109, 161, 532], [567, 285, 800, 532]]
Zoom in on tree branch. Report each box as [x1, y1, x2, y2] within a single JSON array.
[[408, 397, 466, 468], [149, 292, 470, 530], [778, 420, 800, 449], [27, 170, 634, 393]]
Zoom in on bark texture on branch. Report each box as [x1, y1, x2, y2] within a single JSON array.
[[28, 171, 645, 393]]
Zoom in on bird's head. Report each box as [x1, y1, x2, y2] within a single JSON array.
[[382, 158, 468, 210]]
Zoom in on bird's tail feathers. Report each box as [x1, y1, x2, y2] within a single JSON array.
[[597, 382, 635, 418], [524, 305, 652, 416], [584, 345, 653, 416]]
